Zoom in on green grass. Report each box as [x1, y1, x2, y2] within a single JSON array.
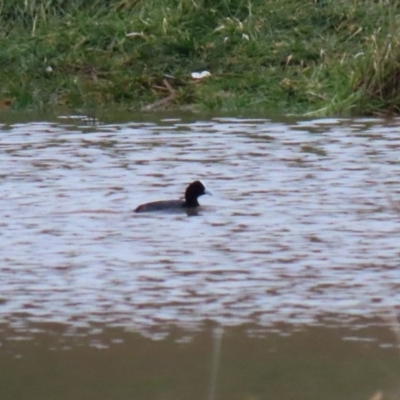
[[1, 0, 400, 115]]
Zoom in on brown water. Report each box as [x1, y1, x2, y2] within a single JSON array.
[[0, 113, 400, 399]]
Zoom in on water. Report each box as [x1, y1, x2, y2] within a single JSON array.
[[0, 113, 400, 399]]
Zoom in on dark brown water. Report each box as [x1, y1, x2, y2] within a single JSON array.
[[1, 322, 400, 400], [0, 113, 400, 399]]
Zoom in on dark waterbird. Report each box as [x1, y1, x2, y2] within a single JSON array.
[[135, 180, 211, 213]]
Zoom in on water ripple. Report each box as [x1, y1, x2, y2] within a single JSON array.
[[0, 115, 400, 333]]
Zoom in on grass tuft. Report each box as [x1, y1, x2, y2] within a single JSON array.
[[1, 0, 400, 115]]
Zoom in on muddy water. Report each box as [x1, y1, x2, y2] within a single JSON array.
[[0, 113, 400, 400]]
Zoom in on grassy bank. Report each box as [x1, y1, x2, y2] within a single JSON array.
[[1, 0, 400, 115]]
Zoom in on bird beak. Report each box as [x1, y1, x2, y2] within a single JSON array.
[[204, 189, 212, 196]]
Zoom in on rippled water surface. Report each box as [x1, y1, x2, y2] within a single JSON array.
[[1, 114, 400, 336]]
